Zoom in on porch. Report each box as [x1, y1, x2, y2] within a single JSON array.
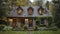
[[7, 17, 50, 30]]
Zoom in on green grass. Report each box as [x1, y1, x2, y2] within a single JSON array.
[[0, 31, 60, 34]]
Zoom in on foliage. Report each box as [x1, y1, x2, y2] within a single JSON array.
[[0, 25, 5, 30], [0, 0, 9, 19], [3, 26, 13, 31], [23, 23, 28, 30], [0, 20, 8, 25], [24, 26, 28, 30], [34, 25, 38, 31], [53, 1, 60, 28]]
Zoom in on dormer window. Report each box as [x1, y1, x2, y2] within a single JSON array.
[[38, 7, 44, 15], [28, 7, 34, 15], [17, 6, 23, 15]]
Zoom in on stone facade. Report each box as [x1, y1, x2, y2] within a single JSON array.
[[7, 6, 52, 30]]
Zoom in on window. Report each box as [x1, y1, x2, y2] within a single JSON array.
[[18, 9, 23, 15], [38, 9, 43, 15], [17, 6, 23, 15], [38, 7, 44, 15], [25, 19, 29, 23], [29, 19, 33, 27], [8, 18, 13, 22], [28, 7, 34, 15]]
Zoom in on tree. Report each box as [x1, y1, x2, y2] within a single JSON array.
[[0, 0, 6, 17], [0, 0, 13, 20], [53, 0, 60, 28]]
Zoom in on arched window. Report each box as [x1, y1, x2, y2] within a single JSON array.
[[38, 6, 44, 15], [28, 7, 34, 15], [17, 6, 23, 15]]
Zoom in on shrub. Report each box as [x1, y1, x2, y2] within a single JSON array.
[[3, 26, 13, 31], [0, 25, 5, 30], [34, 25, 38, 31]]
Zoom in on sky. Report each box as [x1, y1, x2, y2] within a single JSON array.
[[29, 0, 52, 2]]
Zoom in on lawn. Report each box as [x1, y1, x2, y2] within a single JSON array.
[[0, 31, 60, 34]]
